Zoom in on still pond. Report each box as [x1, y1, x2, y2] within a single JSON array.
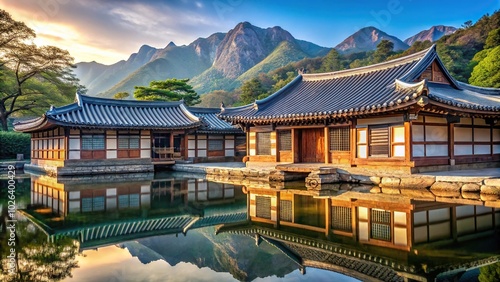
[[0, 171, 499, 281]]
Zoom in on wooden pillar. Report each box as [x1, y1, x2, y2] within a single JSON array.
[[275, 192, 280, 228], [170, 132, 174, 149], [325, 198, 331, 237], [351, 202, 357, 241], [449, 123, 455, 165], [450, 206, 457, 242], [291, 128, 297, 163], [324, 127, 329, 164], [350, 121, 357, 165], [404, 121, 411, 162]]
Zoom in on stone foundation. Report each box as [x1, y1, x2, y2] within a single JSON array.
[[25, 158, 154, 176]]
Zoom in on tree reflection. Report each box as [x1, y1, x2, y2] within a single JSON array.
[[0, 208, 79, 281], [479, 262, 500, 282]]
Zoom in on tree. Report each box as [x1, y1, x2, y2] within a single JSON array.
[[485, 28, 500, 49], [319, 49, 342, 72], [113, 91, 130, 100], [134, 78, 200, 106], [198, 90, 239, 107], [0, 10, 77, 131], [479, 262, 500, 282], [0, 44, 75, 130], [0, 10, 35, 60], [372, 40, 394, 63], [239, 78, 265, 105], [462, 20, 473, 29], [469, 46, 500, 87]]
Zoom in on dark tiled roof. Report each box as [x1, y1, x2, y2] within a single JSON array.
[[188, 107, 243, 134], [220, 45, 500, 124], [14, 94, 202, 132]]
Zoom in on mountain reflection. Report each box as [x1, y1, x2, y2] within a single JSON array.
[[1, 172, 498, 281]]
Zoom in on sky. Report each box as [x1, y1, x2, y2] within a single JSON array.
[[1, 0, 499, 65]]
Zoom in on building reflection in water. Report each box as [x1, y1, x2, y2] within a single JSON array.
[[26, 172, 246, 250], [23, 175, 500, 282], [217, 184, 500, 281]]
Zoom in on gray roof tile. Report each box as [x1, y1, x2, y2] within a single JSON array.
[[15, 94, 202, 132], [220, 45, 500, 124]]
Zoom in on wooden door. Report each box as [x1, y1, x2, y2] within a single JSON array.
[[300, 128, 324, 163]]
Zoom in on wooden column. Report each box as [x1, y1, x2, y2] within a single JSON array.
[[291, 128, 297, 163], [325, 198, 331, 237], [449, 123, 455, 165], [324, 127, 329, 164], [404, 121, 411, 162], [350, 121, 357, 165], [351, 203, 357, 241], [169, 133, 174, 149], [275, 192, 280, 228]]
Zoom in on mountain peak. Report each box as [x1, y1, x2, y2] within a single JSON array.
[[335, 27, 409, 54], [404, 25, 456, 46], [166, 41, 176, 47]]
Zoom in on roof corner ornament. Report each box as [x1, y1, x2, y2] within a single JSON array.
[[253, 101, 258, 110], [49, 105, 54, 112], [220, 102, 225, 112], [417, 96, 429, 107]]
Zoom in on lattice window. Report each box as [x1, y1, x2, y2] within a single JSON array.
[[93, 196, 105, 211], [235, 136, 246, 156], [256, 196, 271, 219], [82, 198, 92, 212], [280, 200, 292, 222], [208, 139, 224, 150], [371, 209, 391, 241], [278, 130, 292, 151], [82, 135, 105, 150], [369, 126, 389, 157], [82, 197, 105, 212], [330, 127, 350, 151], [118, 135, 140, 149], [129, 194, 140, 208], [257, 132, 271, 155], [118, 195, 129, 208], [332, 206, 352, 232]]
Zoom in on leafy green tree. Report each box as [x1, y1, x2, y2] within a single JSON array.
[[479, 262, 500, 282], [319, 49, 342, 72], [198, 90, 239, 107], [469, 46, 500, 87], [113, 91, 130, 100], [0, 10, 35, 61], [239, 78, 265, 105], [0, 10, 77, 131], [485, 28, 500, 48], [134, 78, 200, 106], [372, 40, 394, 63]]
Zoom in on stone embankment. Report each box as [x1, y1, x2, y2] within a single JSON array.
[[174, 163, 500, 206]]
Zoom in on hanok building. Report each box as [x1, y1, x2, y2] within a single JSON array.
[[220, 45, 500, 173], [14, 94, 244, 175]]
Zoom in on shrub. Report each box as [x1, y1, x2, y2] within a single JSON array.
[[0, 131, 31, 159]]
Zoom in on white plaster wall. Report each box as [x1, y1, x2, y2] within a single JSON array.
[[425, 126, 448, 142], [454, 127, 472, 142], [426, 145, 448, 157], [69, 138, 80, 150], [107, 150, 117, 159]]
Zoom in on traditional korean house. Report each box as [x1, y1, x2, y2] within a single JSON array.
[[14, 94, 243, 175], [187, 107, 246, 163], [219, 45, 500, 173]]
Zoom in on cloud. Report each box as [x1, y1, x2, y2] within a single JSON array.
[[0, 0, 229, 63]]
